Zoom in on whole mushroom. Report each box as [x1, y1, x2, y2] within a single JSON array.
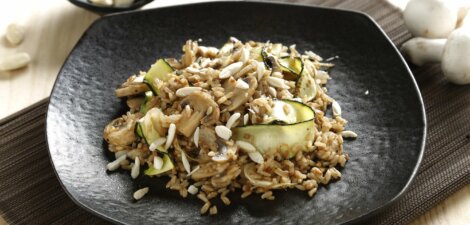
[[441, 28, 470, 84], [403, 0, 469, 38], [402, 1, 470, 85], [400, 38, 446, 66]]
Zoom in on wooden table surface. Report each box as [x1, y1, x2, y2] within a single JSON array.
[[0, 0, 469, 225]]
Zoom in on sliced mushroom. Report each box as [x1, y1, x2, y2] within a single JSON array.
[[165, 58, 184, 70], [103, 114, 137, 148], [181, 40, 197, 67], [126, 97, 144, 112], [211, 163, 240, 188], [177, 91, 220, 137], [202, 107, 220, 126], [148, 108, 171, 136], [198, 126, 218, 152], [211, 139, 232, 163], [216, 41, 238, 68], [191, 161, 230, 181], [223, 75, 258, 111], [115, 83, 149, 97]]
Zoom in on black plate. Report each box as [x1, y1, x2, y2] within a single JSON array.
[[46, 2, 426, 224], [68, 0, 153, 14]]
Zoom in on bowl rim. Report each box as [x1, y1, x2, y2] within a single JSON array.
[[67, 0, 154, 14]]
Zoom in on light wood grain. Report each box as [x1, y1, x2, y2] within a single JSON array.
[[0, 214, 6, 225], [0, 0, 99, 118], [410, 185, 470, 225], [0, 1, 468, 225]]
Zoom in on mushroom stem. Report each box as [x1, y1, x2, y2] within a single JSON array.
[[402, 28, 470, 85], [401, 38, 447, 66], [179, 112, 205, 137], [177, 91, 220, 137]]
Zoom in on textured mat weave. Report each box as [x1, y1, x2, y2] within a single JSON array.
[[1, 0, 469, 224]]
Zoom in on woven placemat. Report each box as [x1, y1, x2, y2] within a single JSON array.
[[1, 0, 469, 224]]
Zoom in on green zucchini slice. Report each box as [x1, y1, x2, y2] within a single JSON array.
[[250, 46, 264, 62], [144, 59, 174, 93], [136, 122, 144, 138], [263, 99, 314, 124], [144, 154, 174, 176], [136, 108, 166, 152], [261, 46, 270, 68], [139, 91, 154, 115], [269, 43, 283, 57], [296, 71, 317, 102], [279, 56, 303, 81], [233, 100, 315, 158]]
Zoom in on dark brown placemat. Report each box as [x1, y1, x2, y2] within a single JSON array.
[[1, 1, 469, 224]]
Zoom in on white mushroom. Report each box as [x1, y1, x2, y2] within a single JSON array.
[[403, 0, 465, 38], [115, 75, 150, 97], [441, 28, 470, 84], [401, 38, 447, 66], [401, 12, 470, 84]]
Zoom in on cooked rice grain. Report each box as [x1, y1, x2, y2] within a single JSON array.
[[133, 187, 149, 200]]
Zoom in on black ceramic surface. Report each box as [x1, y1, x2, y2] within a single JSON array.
[[46, 2, 426, 225], [68, 0, 153, 14]]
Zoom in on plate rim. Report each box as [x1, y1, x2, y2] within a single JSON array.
[[46, 1, 427, 224], [67, 0, 154, 14]]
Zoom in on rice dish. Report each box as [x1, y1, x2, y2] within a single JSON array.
[[103, 37, 354, 214]]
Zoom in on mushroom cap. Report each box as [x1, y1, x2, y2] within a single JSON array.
[[198, 126, 218, 152], [224, 75, 258, 111], [180, 91, 217, 112], [442, 28, 470, 85], [404, 0, 459, 38], [177, 91, 220, 137], [103, 114, 137, 147], [115, 83, 149, 97]]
